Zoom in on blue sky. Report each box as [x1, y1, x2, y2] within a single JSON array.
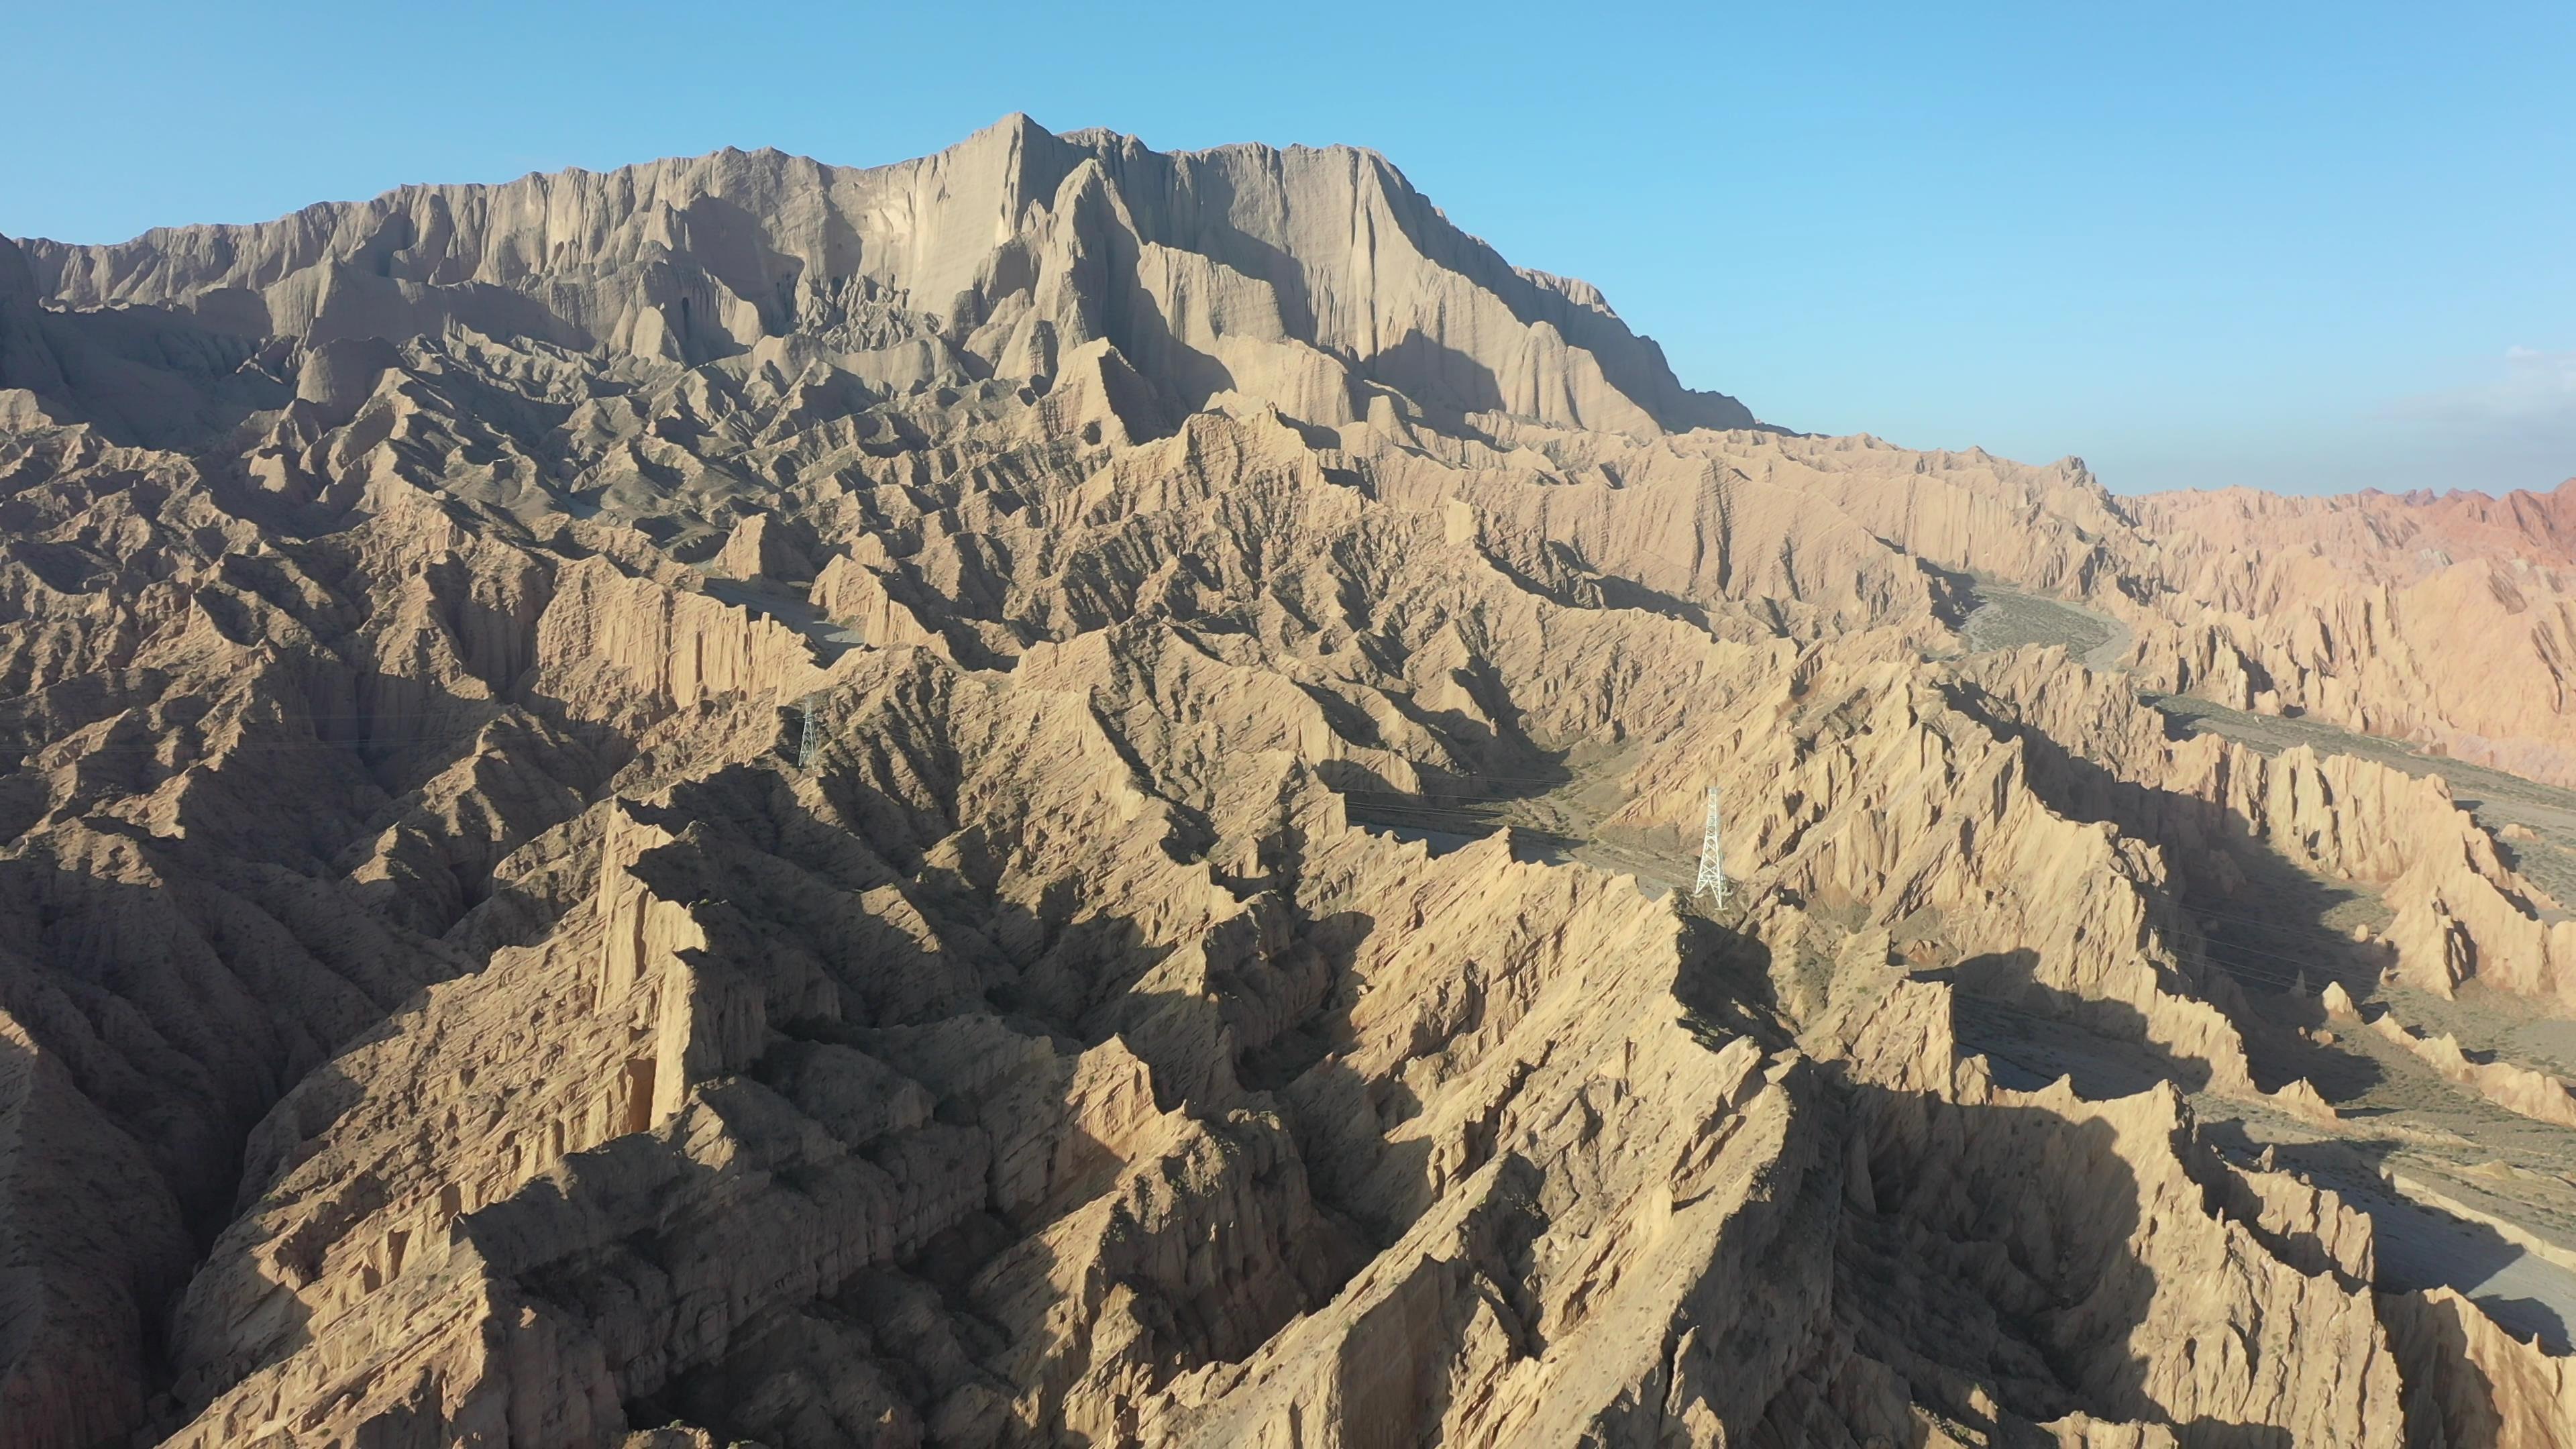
[[6, 1, 2571, 495]]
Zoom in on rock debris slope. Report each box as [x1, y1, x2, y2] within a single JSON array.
[[1, 115, 2573, 1447]]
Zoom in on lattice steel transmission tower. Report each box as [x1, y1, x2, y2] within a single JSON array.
[[795, 694, 822, 769], [1693, 785, 1726, 906]]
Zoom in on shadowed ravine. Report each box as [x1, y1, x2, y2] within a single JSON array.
[[3, 117, 2576, 1448]]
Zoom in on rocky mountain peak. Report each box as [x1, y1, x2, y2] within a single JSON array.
[[9, 115, 1754, 439]]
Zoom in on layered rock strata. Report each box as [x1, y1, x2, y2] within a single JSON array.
[[0, 117, 2569, 1448]]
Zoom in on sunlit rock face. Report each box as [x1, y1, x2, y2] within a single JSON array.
[[2, 116, 2571, 1448]]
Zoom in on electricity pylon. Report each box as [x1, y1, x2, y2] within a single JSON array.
[[1694, 786, 1726, 906], [795, 695, 821, 769]]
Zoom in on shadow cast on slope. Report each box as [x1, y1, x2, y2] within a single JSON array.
[[1944, 680, 2408, 1105], [1840, 1081, 2296, 1448], [1949, 680, 2381, 994]]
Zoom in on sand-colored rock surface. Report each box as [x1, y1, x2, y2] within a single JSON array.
[[2, 116, 2574, 1447], [2120, 483, 2576, 787], [2363, 1006, 2576, 1128]]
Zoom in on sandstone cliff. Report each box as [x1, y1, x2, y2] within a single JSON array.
[[0, 117, 2569, 1449]]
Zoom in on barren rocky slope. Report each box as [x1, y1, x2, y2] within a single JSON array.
[[5, 116, 2576, 1447], [2116, 481, 2576, 787]]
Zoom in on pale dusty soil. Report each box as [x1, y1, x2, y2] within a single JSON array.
[[1347, 739, 1701, 898], [28, 111, 2576, 1446], [698, 575, 867, 663], [1350, 701, 2576, 1351], [1963, 582, 2576, 885], [1347, 587, 2576, 1350], [2151, 692, 2576, 1342], [2153, 692, 2576, 912], [2148, 665, 2576, 1338], [2338, 1180, 2576, 1351], [1959, 578, 2133, 671]]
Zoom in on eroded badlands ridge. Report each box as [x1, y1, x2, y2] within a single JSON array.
[[3, 116, 2576, 1447]]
